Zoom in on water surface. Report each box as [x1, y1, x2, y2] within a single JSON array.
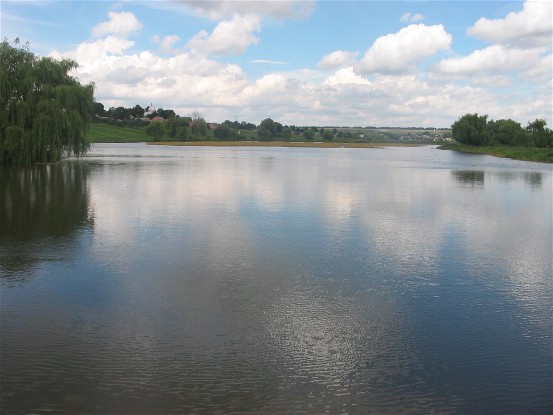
[[1, 144, 551, 414]]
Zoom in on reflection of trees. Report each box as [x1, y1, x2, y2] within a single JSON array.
[[0, 162, 92, 276], [451, 170, 485, 187], [452, 170, 543, 189], [523, 172, 542, 188]]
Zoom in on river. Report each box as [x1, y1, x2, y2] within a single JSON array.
[[1, 143, 551, 414]]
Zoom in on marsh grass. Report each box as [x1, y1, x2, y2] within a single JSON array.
[[439, 144, 553, 163]]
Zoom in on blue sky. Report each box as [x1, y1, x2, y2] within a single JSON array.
[[2, 1, 551, 127]]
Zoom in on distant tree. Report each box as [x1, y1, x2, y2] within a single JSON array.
[[190, 112, 208, 137], [145, 121, 164, 141], [257, 118, 276, 140], [303, 128, 315, 141], [164, 117, 189, 140], [110, 106, 132, 121], [240, 121, 256, 130], [156, 108, 176, 119], [215, 124, 239, 140], [131, 104, 144, 119], [282, 127, 292, 141], [0, 39, 94, 164], [526, 119, 553, 148], [321, 128, 334, 141], [451, 113, 489, 146], [92, 102, 106, 117]]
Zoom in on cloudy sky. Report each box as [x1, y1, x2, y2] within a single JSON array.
[[2, 0, 551, 127]]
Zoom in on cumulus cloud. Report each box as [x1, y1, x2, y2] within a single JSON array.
[[435, 45, 550, 81], [318, 50, 359, 69], [355, 24, 451, 74], [468, 1, 552, 47], [400, 12, 424, 23], [175, 0, 315, 20], [323, 67, 370, 86], [48, 3, 551, 129], [186, 14, 261, 55], [92, 11, 142, 37]]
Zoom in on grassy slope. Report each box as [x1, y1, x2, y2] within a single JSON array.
[[87, 122, 151, 143], [438, 144, 553, 163]]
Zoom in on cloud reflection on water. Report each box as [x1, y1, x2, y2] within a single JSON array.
[[77, 145, 551, 411]]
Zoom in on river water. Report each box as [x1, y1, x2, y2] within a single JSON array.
[[1, 143, 551, 414]]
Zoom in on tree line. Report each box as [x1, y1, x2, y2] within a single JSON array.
[[452, 114, 552, 148]]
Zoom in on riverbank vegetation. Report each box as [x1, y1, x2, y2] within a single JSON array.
[[439, 113, 553, 162], [438, 144, 553, 163]]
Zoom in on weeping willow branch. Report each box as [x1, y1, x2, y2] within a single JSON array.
[[0, 39, 95, 165]]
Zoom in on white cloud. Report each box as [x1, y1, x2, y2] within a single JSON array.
[[323, 67, 370, 86], [400, 12, 424, 23], [435, 45, 549, 80], [318, 50, 359, 69], [175, 0, 315, 20], [152, 34, 181, 53], [186, 14, 261, 55], [49, 5, 551, 130], [92, 11, 142, 37], [468, 1, 552, 47], [250, 60, 288, 65], [355, 24, 451, 74]]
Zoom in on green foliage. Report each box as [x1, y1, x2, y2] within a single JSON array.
[[222, 120, 256, 130], [526, 119, 553, 148], [108, 106, 132, 121], [451, 113, 489, 146], [145, 121, 164, 141], [92, 102, 106, 117], [131, 104, 144, 119], [0, 40, 94, 164], [282, 127, 292, 141], [452, 113, 552, 149], [257, 118, 276, 140], [303, 128, 315, 141], [487, 119, 529, 146], [190, 112, 208, 138], [164, 117, 189, 140], [321, 128, 334, 141], [213, 124, 238, 140]]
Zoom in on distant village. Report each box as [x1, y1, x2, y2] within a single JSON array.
[[92, 101, 454, 143]]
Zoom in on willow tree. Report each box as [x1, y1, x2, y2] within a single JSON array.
[[0, 39, 94, 165]]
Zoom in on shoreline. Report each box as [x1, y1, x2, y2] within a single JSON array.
[[148, 140, 423, 149], [437, 144, 553, 163]]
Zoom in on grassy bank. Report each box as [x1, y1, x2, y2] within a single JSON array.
[[87, 122, 151, 143], [438, 144, 553, 163]]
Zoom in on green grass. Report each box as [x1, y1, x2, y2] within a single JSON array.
[[87, 122, 151, 143], [438, 144, 553, 163]]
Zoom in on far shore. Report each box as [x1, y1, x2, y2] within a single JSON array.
[[148, 140, 423, 148]]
